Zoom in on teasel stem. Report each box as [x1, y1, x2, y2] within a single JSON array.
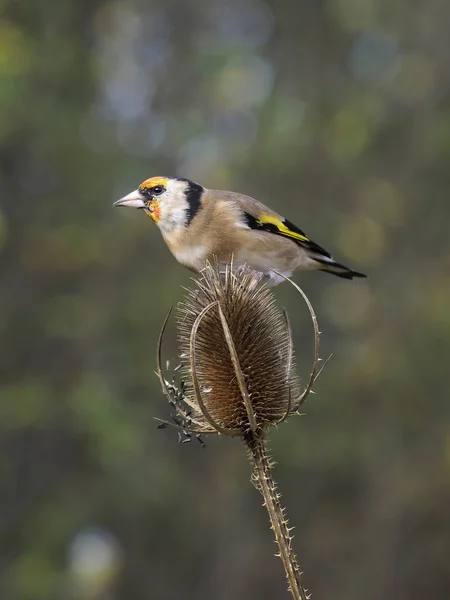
[[247, 434, 310, 600], [214, 302, 309, 599]]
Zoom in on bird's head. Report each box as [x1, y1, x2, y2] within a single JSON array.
[[114, 176, 204, 234]]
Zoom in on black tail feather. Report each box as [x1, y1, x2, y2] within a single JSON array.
[[315, 258, 367, 280]]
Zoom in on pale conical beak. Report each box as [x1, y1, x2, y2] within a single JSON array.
[[113, 189, 146, 209]]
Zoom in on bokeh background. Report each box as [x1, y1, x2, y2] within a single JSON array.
[[1, 0, 449, 598]]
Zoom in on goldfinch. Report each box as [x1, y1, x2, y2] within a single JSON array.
[[114, 176, 366, 286]]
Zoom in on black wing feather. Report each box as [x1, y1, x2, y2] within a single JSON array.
[[243, 212, 332, 258]]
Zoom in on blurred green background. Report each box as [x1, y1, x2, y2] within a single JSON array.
[[1, 0, 449, 598]]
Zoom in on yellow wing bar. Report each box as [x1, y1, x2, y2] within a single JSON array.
[[257, 214, 310, 243], [244, 211, 332, 258]]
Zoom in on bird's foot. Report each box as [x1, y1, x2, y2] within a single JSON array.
[[235, 265, 268, 283]]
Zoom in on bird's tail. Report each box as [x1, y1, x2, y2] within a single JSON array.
[[314, 257, 367, 280]]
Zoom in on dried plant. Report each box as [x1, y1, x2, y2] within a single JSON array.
[[157, 262, 324, 600]]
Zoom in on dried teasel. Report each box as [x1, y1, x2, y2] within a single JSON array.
[[156, 261, 323, 600], [177, 265, 302, 436], [157, 262, 320, 439]]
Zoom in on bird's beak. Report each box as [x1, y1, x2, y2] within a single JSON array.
[[113, 190, 146, 209]]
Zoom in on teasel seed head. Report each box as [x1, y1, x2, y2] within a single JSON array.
[[169, 262, 311, 439]]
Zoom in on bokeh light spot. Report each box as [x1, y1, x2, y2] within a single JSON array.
[[337, 215, 385, 265], [177, 135, 226, 183], [349, 29, 401, 86], [217, 55, 274, 110], [209, 0, 274, 48], [0, 21, 30, 76], [326, 108, 375, 160], [68, 528, 122, 594], [356, 179, 405, 225], [328, 0, 378, 32]]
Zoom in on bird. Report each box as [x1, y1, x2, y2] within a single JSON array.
[[114, 176, 366, 286]]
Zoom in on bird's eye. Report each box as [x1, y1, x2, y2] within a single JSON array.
[[151, 185, 165, 196]]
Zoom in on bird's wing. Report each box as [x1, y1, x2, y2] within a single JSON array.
[[217, 190, 332, 259]]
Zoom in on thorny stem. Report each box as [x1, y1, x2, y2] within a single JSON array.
[[248, 435, 310, 600]]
